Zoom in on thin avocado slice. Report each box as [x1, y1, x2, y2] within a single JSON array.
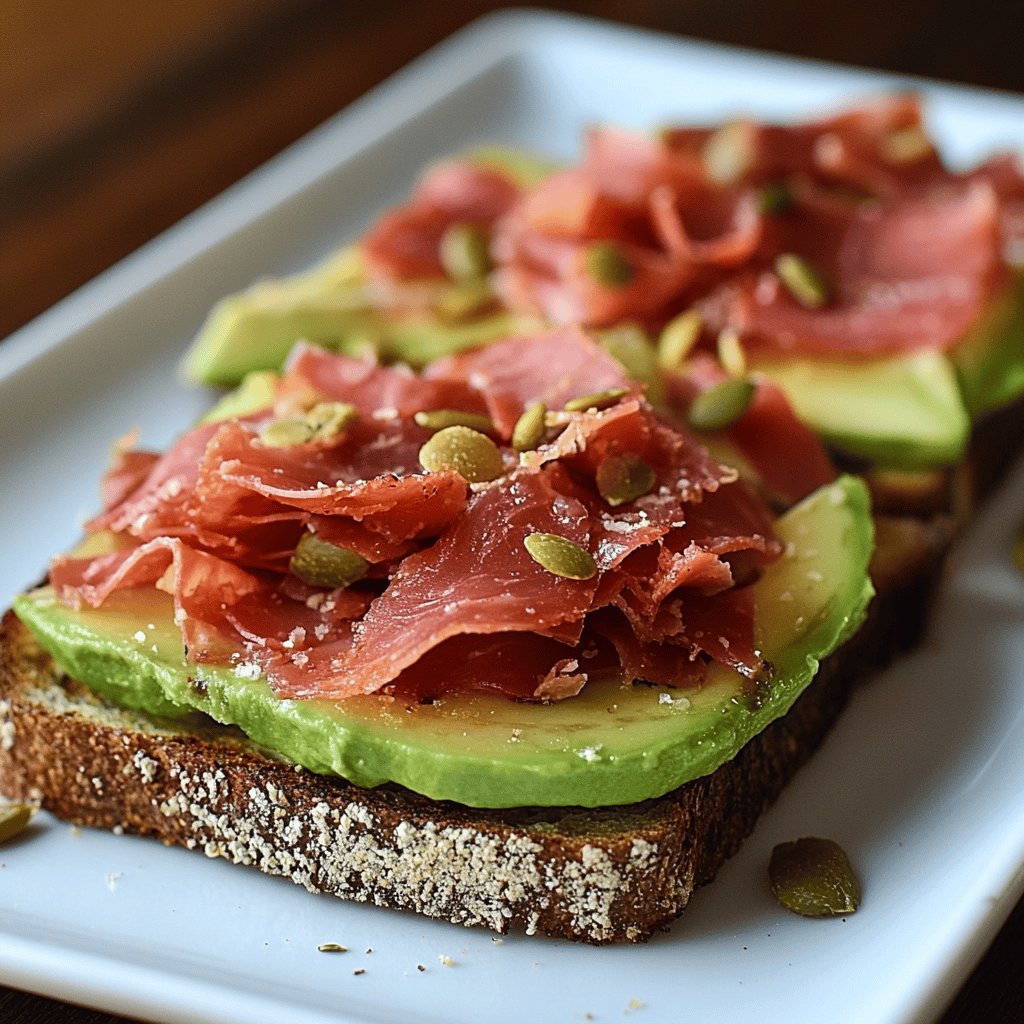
[[199, 370, 279, 424], [749, 349, 970, 469], [951, 270, 1024, 417], [14, 477, 873, 809]]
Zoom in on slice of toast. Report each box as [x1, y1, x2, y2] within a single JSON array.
[[0, 516, 949, 944]]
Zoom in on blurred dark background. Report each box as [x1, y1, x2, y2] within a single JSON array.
[[1, 1, 1023, 1021]]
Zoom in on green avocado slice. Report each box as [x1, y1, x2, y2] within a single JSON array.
[[13, 477, 873, 808]]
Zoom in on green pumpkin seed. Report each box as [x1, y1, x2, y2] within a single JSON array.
[[524, 533, 597, 580], [305, 402, 357, 440], [703, 120, 754, 185], [775, 253, 830, 309], [880, 125, 933, 165], [418, 425, 504, 482], [563, 387, 629, 413], [769, 837, 860, 917], [657, 310, 703, 371], [317, 943, 349, 953], [687, 378, 756, 432], [0, 803, 34, 845], [414, 409, 496, 434], [260, 417, 315, 447], [716, 328, 747, 378], [290, 533, 368, 589], [596, 454, 657, 507], [439, 223, 492, 281], [511, 402, 547, 452], [758, 181, 794, 215], [584, 242, 635, 288]]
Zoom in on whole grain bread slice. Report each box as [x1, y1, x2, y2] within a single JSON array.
[[0, 516, 950, 944]]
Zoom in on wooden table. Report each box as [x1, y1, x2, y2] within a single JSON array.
[[2, 2, 1022, 1021]]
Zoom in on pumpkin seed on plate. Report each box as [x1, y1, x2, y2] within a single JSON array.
[[439, 223, 492, 281], [584, 242, 635, 287], [317, 943, 349, 953], [524, 533, 597, 581], [596, 453, 657, 507], [657, 310, 703, 371], [414, 409, 496, 434], [564, 387, 629, 413], [769, 837, 860, 917], [687, 378, 756, 432], [418, 425, 504, 482], [511, 402, 547, 452], [0, 803, 34, 845], [290, 533, 368, 589], [775, 253, 831, 309]]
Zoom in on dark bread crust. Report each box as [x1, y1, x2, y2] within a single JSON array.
[[0, 514, 950, 944]]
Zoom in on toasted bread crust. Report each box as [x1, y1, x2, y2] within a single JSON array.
[[0, 515, 950, 943]]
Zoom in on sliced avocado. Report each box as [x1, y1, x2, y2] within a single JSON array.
[[951, 270, 1024, 418], [14, 477, 873, 809], [748, 349, 970, 469], [199, 370, 279, 424]]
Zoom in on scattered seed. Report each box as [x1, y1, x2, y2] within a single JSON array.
[[437, 954, 456, 967], [511, 401, 547, 452], [317, 943, 348, 953], [880, 124, 933, 165], [717, 327, 747, 378], [769, 837, 860, 917], [524, 533, 597, 581], [564, 387, 629, 413], [417, 964, 426, 972], [703, 120, 754, 185], [259, 417, 314, 447], [758, 181, 794, 215], [775, 253, 830, 309], [304, 401, 357, 441], [596, 453, 657, 507], [414, 409, 496, 434], [584, 242, 635, 287], [439, 222, 492, 281], [0, 804, 34, 845], [418, 425, 504, 483], [353, 968, 366, 976], [290, 533, 369, 589], [657, 310, 703, 370], [687, 378, 756, 432]]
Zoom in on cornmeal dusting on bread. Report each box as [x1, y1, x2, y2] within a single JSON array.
[[0, 700, 13, 751]]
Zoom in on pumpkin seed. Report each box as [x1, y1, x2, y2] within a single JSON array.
[[439, 223, 492, 281], [511, 401, 547, 452], [769, 837, 860, 917], [881, 124, 933, 165], [317, 943, 349, 953], [0, 803, 34, 845], [687, 378, 756, 432], [758, 181, 793, 215], [703, 120, 754, 185], [564, 387, 629, 413], [596, 454, 656, 507], [305, 401, 357, 440], [716, 327, 747, 378], [584, 242, 634, 287], [524, 533, 597, 580], [259, 417, 314, 447], [418, 425, 504, 482], [657, 310, 703, 370], [414, 409, 496, 434], [290, 533, 368, 589], [775, 253, 830, 309]]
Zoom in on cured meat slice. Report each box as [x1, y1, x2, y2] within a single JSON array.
[[426, 328, 632, 434], [362, 160, 521, 281], [278, 471, 598, 698]]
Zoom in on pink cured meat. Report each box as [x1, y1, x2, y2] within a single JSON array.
[[426, 328, 634, 434], [361, 160, 521, 281], [276, 470, 599, 698], [707, 181, 1005, 357]]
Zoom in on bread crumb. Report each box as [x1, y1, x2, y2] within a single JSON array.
[[106, 872, 122, 892], [628, 998, 645, 1010], [69, 825, 81, 837], [437, 954, 455, 967], [416, 964, 426, 972], [491, 937, 504, 945], [353, 968, 366, 976]]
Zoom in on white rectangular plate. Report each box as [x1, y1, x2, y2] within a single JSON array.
[[2, 11, 1023, 1024]]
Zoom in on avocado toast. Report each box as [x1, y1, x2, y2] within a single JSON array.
[[0, 328, 883, 941]]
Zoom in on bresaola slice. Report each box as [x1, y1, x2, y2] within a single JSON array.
[[55, 340, 782, 704]]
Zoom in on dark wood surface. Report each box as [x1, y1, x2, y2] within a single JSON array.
[[2, 2, 1023, 1021]]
